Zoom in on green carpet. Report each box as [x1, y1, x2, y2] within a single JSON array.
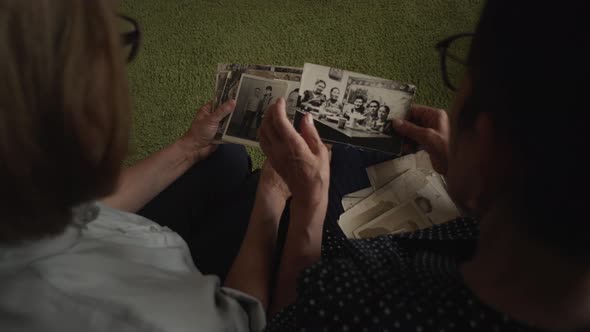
[[120, 0, 484, 168]]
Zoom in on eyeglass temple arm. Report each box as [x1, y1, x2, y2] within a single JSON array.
[[118, 14, 140, 44]]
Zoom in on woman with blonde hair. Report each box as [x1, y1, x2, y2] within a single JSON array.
[[0, 1, 286, 330]]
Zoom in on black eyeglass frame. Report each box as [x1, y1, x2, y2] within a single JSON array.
[[435, 32, 474, 91], [119, 14, 141, 62]]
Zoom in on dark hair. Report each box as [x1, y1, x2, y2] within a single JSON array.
[[354, 96, 366, 103], [315, 79, 326, 87], [265, 86, 272, 91], [330, 87, 340, 94], [464, 0, 589, 258], [379, 105, 390, 114], [368, 100, 380, 108]]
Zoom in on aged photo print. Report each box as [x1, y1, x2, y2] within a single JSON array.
[[222, 74, 288, 146], [294, 63, 416, 155], [214, 64, 303, 141]]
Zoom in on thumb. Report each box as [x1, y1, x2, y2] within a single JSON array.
[[212, 99, 236, 121], [391, 119, 434, 147], [300, 113, 323, 154]]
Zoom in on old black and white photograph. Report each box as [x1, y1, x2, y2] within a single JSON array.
[[294, 63, 416, 155], [222, 74, 288, 146], [214, 64, 303, 141]]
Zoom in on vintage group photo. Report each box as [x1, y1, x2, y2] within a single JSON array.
[[294, 63, 416, 155]]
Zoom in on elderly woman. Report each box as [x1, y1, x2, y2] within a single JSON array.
[[0, 1, 290, 331], [257, 0, 590, 330]]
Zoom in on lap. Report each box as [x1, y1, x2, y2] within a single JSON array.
[[137, 144, 254, 279], [135, 143, 394, 279]]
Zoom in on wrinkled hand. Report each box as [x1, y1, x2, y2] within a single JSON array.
[[392, 105, 450, 175], [259, 99, 330, 206], [180, 100, 235, 162], [258, 160, 291, 201]]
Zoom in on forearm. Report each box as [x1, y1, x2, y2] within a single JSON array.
[[301, 101, 315, 110], [270, 195, 328, 315], [100, 138, 197, 212], [224, 189, 285, 310]]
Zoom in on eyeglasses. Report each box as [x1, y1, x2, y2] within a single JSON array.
[[435, 33, 474, 91], [119, 15, 141, 62]]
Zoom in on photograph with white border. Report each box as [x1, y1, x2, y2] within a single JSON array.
[[222, 74, 288, 146], [294, 63, 416, 155], [214, 64, 302, 141]]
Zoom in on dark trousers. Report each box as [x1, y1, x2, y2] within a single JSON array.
[[137, 144, 257, 280], [255, 112, 264, 129], [240, 111, 257, 135], [137, 143, 394, 281]]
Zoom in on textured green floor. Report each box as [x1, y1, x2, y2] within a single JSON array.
[[120, 0, 484, 168]]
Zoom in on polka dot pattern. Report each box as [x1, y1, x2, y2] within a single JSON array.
[[266, 218, 547, 331]]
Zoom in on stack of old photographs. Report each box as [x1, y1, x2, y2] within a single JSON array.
[[213, 63, 417, 155], [338, 151, 462, 239]]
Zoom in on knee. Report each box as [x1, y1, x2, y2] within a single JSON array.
[[210, 144, 251, 173]]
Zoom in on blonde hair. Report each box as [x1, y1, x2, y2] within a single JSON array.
[[0, 0, 131, 243]]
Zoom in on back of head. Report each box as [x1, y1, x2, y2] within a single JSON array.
[[464, 0, 589, 258], [0, 0, 130, 244]]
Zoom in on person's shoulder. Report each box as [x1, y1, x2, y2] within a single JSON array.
[[303, 218, 480, 297], [291, 252, 448, 330], [290, 219, 493, 330], [0, 273, 160, 332]]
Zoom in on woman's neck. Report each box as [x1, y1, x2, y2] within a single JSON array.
[[461, 197, 590, 330]]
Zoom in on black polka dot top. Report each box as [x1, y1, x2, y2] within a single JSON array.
[[266, 218, 551, 332]]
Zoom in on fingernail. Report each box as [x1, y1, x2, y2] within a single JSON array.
[[392, 119, 403, 127], [306, 113, 313, 125], [224, 99, 236, 110]]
